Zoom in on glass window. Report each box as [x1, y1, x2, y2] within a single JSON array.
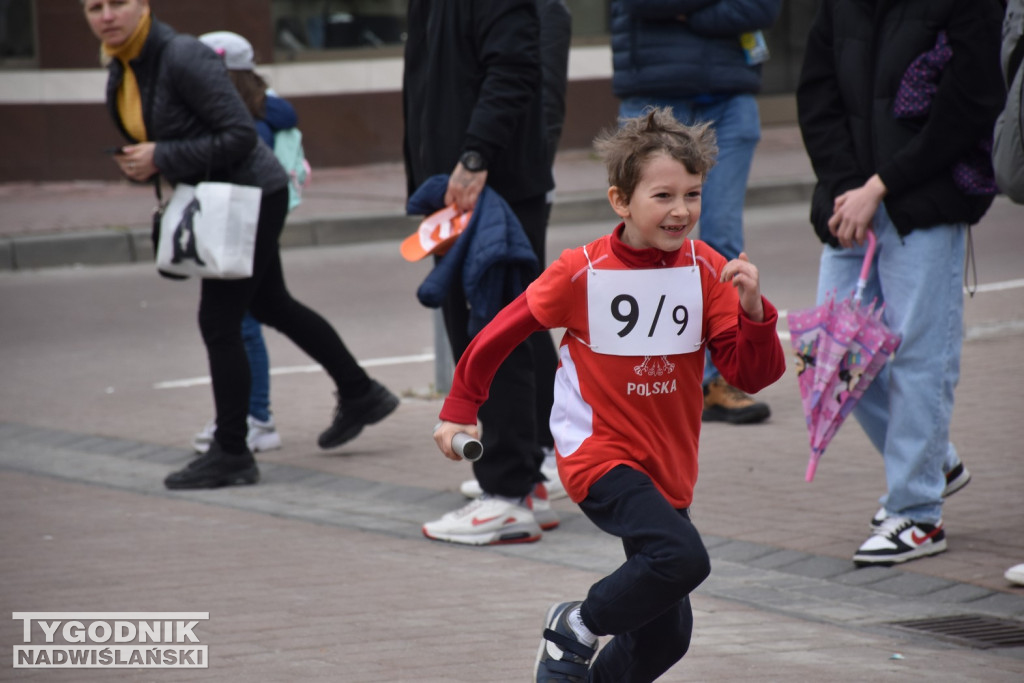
[[0, 0, 35, 66], [272, 0, 407, 59], [270, 0, 610, 60]]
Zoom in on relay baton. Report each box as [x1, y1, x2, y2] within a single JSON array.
[[451, 432, 483, 461], [435, 423, 483, 461]]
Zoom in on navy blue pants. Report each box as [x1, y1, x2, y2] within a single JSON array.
[[577, 466, 711, 683]]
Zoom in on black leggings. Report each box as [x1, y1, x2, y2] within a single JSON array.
[[198, 187, 369, 453]]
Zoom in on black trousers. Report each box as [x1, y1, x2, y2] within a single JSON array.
[[198, 188, 370, 454], [578, 466, 711, 683], [441, 195, 558, 498]]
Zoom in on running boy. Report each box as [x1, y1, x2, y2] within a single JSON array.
[[432, 108, 786, 683]]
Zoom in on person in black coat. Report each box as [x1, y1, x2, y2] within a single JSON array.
[[83, 0, 398, 489], [404, 0, 563, 544], [797, 0, 1004, 567]]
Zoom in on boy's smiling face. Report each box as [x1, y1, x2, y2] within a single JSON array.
[[609, 152, 703, 253]]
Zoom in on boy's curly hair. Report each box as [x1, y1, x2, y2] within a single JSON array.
[[594, 107, 718, 203]]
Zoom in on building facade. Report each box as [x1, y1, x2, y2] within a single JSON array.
[[0, 0, 813, 182]]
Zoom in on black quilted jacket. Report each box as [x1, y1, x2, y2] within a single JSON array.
[[104, 18, 287, 193], [797, 0, 1004, 243]]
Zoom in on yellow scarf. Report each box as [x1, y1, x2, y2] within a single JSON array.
[[102, 8, 152, 142]]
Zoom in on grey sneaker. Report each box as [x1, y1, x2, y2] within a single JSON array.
[[246, 415, 282, 452], [192, 415, 282, 454], [534, 601, 596, 682]]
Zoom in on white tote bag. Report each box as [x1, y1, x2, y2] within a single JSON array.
[[156, 182, 262, 279]]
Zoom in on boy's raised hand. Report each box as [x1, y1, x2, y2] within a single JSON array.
[[720, 252, 764, 323], [434, 420, 480, 461]]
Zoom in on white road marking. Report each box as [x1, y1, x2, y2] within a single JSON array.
[[154, 278, 1024, 389], [153, 353, 434, 390]]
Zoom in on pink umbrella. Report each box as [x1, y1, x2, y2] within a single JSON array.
[[786, 231, 902, 481], [810, 310, 901, 467], [787, 296, 833, 436]]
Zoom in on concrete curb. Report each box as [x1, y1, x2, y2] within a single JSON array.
[[0, 177, 815, 272]]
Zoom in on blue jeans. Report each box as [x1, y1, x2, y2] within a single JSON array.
[[619, 95, 761, 384], [241, 312, 271, 421], [816, 205, 964, 523]]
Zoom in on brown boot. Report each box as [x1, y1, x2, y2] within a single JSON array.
[[702, 376, 770, 424]]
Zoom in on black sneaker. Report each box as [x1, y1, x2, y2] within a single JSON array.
[[534, 601, 596, 683], [164, 443, 259, 490], [942, 462, 971, 497], [853, 516, 947, 566], [317, 380, 399, 449]]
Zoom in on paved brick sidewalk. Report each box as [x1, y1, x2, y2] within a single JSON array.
[[2, 126, 1024, 680]]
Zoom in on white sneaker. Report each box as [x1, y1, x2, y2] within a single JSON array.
[[191, 420, 216, 454], [458, 478, 485, 499], [529, 482, 559, 531], [191, 415, 282, 454], [853, 516, 947, 566], [457, 449, 568, 501], [541, 449, 568, 500], [246, 415, 282, 452], [1005, 564, 1024, 586], [422, 496, 542, 545]]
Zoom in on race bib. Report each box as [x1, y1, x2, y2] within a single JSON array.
[[587, 266, 703, 356]]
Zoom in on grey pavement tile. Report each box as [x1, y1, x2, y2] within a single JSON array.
[[0, 422, 41, 439], [746, 547, 810, 570], [962, 592, 1024, 618], [129, 443, 191, 463], [869, 572, 962, 598], [80, 436, 151, 456], [778, 554, 856, 580], [699, 533, 733, 551], [832, 564, 904, 586], [708, 538, 778, 563], [70, 435, 126, 453], [929, 583, 999, 604]]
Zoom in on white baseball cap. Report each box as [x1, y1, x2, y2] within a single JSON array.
[[198, 31, 255, 71]]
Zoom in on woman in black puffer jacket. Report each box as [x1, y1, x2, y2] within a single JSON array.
[[83, 0, 398, 489]]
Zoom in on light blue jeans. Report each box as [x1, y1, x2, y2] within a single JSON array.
[[619, 94, 761, 385], [816, 205, 964, 523]]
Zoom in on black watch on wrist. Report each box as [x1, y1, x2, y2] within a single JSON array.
[[459, 150, 487, 172]]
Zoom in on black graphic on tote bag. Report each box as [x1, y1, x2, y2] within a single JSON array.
[[170, 197, 207, 266]]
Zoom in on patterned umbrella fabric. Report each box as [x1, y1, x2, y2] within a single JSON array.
[[786, 231, 901, 481]]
